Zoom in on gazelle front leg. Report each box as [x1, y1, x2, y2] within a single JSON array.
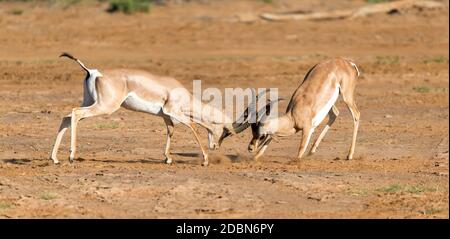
[[164, 112, 209, 166], [186, 123, 209, 166], [309, 105, 339, 155], [297, 127, 314, 159], [163, 118, 174, 164], [50, 115, 71, 164], [253, 137, 272, 161]]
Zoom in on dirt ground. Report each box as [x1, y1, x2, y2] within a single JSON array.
[[0, 0, 448, 218]]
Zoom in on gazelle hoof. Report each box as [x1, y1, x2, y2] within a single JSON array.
[[201, 155, 209, 166], [165, 158, 173, 164], [50, 157, 60, 165]]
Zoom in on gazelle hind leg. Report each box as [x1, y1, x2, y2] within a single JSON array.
[[50, 99, 98, 164], [341, 90, 360, 160], [69, 103, 119, 163], [339, 70, 361, 160], [345, 101, 360, 160], [309, 105, 339, 155], [50, 115, 71, 164], [163, 117, 174, 164], [297, 126, 314, 160]]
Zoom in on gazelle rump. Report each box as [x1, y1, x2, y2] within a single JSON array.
[[50, 53, 251, 166], [249, 58, 361, 161]]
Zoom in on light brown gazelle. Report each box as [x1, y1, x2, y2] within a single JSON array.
[[248, 58, 361, 161], [50, 53, 253, 166]]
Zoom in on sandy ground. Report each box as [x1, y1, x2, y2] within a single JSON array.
[[0, 0, 448, 218]]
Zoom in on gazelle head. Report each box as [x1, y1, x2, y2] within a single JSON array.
[[216, 89, 264, 148], [248, 98, 282, 153], [207, 124, 230, 150], [204, 101, 255, 150], [215, 88, 282, 154], [212, 112, 252, 149]]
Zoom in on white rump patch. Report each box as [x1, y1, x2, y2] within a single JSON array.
[[312, 85, 340, 128], [82, 69, 102, 106]]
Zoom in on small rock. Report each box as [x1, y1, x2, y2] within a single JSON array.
[[264, 177, 276, 183], [307, 196, 321, 202], [285, 34, 298, 40]]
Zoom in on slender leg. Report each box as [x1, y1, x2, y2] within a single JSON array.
[[253, 138, 272, 160], [163, 118, 174, 164], [166, 111, 209, 166], [69, 105, 108, 163], [254, 145, 268, 160], [297, 127, 314, 159], [50, 115, 71, 164], [309, 105, 339, 155], [186, 123, 209, 166], [345, 102, 360, 160], [340, 74, 361, 160]]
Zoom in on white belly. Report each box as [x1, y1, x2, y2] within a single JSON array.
[[311, 85, 340, 128], [122, 92, 163, 115]]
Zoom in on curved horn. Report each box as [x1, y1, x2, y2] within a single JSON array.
[[219, 89, 273, 143], [232, 88, 268, 133], [256, 97, 286, 123]]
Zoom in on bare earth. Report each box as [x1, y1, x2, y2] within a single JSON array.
[[0, 1, 448, 218]]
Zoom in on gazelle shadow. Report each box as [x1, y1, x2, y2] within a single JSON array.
[[173, 152, 201, 158], [89, 158, 163, 164], [1, 158, 32, 165], [175, 152, 251, 164]]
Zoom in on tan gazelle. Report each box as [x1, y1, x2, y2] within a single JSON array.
[[50, 53, 254, 166], [248, 58, 361, 161]]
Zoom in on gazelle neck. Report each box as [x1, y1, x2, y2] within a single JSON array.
[[189, 97, 233, 135]]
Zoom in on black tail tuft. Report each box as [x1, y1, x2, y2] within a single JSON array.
[[60, 52, 77, 61], [59, 52, 90, 74]]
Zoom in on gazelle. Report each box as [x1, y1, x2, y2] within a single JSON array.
[[248, 58, 361, 161], [50, 53, 252, 166]]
